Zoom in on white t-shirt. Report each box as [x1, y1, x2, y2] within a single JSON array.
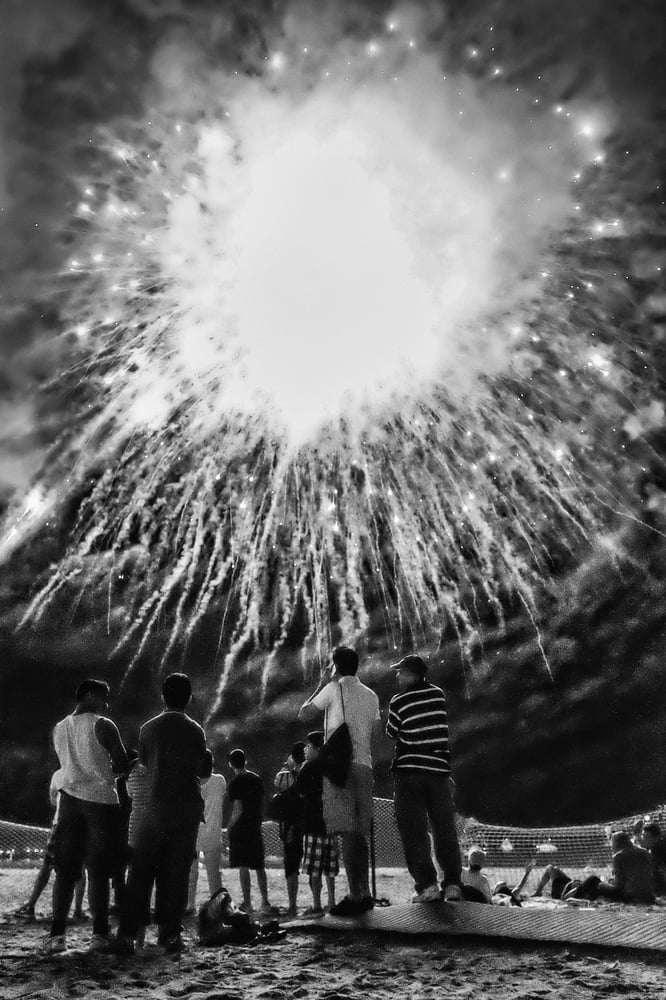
[[462, 868, 492, 903], [312, 676, 380, 769], [197, 772, 227, 851]]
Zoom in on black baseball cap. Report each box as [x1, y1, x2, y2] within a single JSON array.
[[390, 654, 428, 677]]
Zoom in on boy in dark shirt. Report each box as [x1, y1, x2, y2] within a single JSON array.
[[642, 822, 666, 895], [295, 732, 338, 915], [227, 749, 276, 916], [110, 673, 209, 954]]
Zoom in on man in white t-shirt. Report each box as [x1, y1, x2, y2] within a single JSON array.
[[299, 646, 381, 917]]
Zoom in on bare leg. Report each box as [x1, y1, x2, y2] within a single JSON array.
[[188, 855, 200, 911], [310, 875, 322, 910], [27, 860, 53, 908], [256, 868, 271, 908], [532, 864, 555, 897], [325, 876, 336, 909], [73, 871, 87, 916], [239, 867, 252, 911], [340, 833, 369, 901], [286, 873, 299, 913]]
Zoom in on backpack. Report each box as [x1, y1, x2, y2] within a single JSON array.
[[267, 783, 302, 825], [197, 888, 286, 946]]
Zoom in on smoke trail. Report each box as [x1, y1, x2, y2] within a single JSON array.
[[143, 5, 607, 445], [1, 0, 658, 698]]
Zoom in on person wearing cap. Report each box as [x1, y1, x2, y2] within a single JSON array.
[[461, 847, 492, 903], [273, 741, 306, 918], [298, 645, 381, 917], [385, 654, 462, 903]]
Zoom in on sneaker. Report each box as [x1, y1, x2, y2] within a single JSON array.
[[73, 910, 90, 922], [443, 884, 462, 902], [163, 933, 186, 954], [44, 934, 67, 954], [411, 884, 442, 904], [328, 896, 366, 918], [15, 903, 36, 921], [104, 934, 135, 956], [90, 933, 112, 951], [359, 896, 375, 912]]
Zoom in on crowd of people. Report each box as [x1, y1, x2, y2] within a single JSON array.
[[15, 647, 666, 955]]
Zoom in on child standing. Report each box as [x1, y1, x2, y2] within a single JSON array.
[[273, 742, 305, 918], [227, 749, 276, 916], [295, 732, 338, 915], [16, 770, 87, 921], [188, 753, 227, 912]]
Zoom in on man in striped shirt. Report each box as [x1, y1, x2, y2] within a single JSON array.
[[386, 655, 462, 903]]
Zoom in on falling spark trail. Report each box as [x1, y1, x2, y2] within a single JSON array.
[[0, 11, 659, 699]]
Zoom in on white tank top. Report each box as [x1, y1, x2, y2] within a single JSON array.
[[53, 713, 118, 805]]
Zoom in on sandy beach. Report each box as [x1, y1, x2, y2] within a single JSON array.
[[2, 867, 665, 1000]]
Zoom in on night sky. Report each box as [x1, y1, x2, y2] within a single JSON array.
[[1, 0, 665, 828]]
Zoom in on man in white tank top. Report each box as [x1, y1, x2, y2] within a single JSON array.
[[47, 679, 128, 953]]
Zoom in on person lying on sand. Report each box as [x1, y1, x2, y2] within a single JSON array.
[[531, 863, 601, 902], [492, 859, 538, 905]]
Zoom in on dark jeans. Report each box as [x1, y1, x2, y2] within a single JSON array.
[[51, 791, 122, 936], [120, 819, 198, 939], [394, 770, 462, 894]]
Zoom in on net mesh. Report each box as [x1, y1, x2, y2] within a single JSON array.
[[2, 799, 664, 879]]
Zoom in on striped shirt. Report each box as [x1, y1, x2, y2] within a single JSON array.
[[385, 682, 451, 773]]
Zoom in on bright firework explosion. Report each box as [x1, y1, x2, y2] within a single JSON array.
[[0, 5, 658, 704]]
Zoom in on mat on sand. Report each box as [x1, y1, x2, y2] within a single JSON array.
[[287, 901, 666, 953]]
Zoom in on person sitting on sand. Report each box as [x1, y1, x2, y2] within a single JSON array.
[[461, 848, 492, 903], [227, 748, 277, 917], [273, 741, 305, 918], [294, 731, 339, 916], [188, 752, 227, 913], [15, 769, 87, 923], [642, 822, 666, 895], [594, 831, 655, 904], [532, 862, 601, 902]]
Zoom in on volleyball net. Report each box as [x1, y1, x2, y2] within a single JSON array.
[[2, 798, 664, 881]]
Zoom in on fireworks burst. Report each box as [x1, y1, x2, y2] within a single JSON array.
[[0, 8, 658, 704]]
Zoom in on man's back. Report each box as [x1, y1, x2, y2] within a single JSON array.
[[53, 713, 118, 805], [386, 681, 451, 773], [228, 769, 264, 831], [615, 844, 655, 902], [314, 677, 379, 767], [139, 712, 206, 826]]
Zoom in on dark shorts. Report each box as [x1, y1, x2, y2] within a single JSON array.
[[53, 791, 122, 882], [228, 827, 265, 870], [551, 871, 572, 900], [281, 827, 303, 877]]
